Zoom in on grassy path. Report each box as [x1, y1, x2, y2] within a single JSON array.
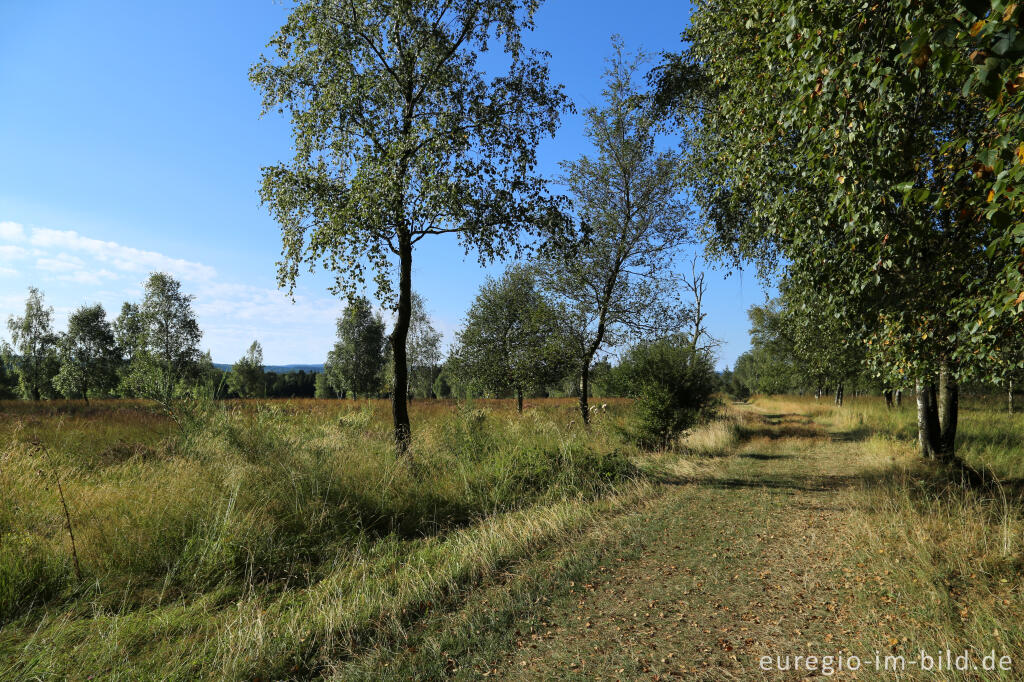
[[3, 399, 1019, 679], [330, 400, 1022, 680], [476, 406, 883, 679]]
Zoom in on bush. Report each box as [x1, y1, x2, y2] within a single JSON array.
[[615, 336, 718, 449]]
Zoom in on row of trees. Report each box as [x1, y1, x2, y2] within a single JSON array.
[[727, 293, 1022, 412], [2, 274, 203, 407], [1, 285, 329, 403], [312, 250, 717, 448], [652, 0, 1024, 462], [312, 267, 651, 410], [2, 260, 711, 423], [726, 294, 876, 404]]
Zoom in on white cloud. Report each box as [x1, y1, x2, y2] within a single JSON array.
[[194, 284, 343, 334], [29, 228, 216, 282], [0, 245, 28, 261], [0, 218, 353, 363], [57, 269, 119, 285], [36, 253, 86, 271], [0, 221, 26, 242], [31, 250, 118, 287]]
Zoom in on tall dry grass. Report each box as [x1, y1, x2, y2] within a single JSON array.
[[0, 397, 640, 678]]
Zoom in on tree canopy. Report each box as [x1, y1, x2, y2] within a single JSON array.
[[657, 0, 1019, 460], [4, 287, 59, 400], [228, 341, 266, 398], [124, 273, 203, 409], [53, 304, 119, 402], [615, 334, 717, 449], [405, 292, 443, 399], [905, 2, 1024, 326], [325, 296, 387, 398]]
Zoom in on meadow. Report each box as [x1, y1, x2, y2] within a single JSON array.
[[2, 394, 1023, 679], [0, 396, 644, 679]]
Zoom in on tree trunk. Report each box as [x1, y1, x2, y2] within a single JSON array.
[[916, 378, 940, 459], [1010, 380, 1015, 416], [895, 389, 902, 407], [516, 387, 523, 413], [937, 358, 958, 460], [579, 359, 591, 425], [391, 238, 413, 453], [834, 382, 844, 407], [916, 379, 931, 458], [926, 383, 940, 451], [884, 389, 893, 409]]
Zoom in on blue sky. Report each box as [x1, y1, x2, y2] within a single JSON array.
[[0, 0, 772, 368]]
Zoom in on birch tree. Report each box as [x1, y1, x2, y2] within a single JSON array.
[[539, 39, 689, 424], [5, 287, 59, 400], [251, 0, 569, 451]]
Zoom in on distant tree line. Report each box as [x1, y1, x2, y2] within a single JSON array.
[[723, 296, 887, 404], [2, 274, 208, 407], [0, 275, 320, 404]]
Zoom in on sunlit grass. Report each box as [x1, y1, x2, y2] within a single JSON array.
[[4, 393, 1022, 679], [751, 393, 1024, 679], [0, 397, 640, 678]]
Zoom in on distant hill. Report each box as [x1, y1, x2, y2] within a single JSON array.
[[213, 363, 324, 373]]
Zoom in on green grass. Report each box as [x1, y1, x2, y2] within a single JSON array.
[[795, 393, 1024, 478], [421, 396, 1024, 679], [790, 395, 1024, 678], [0, 397, 640, 679], [3, 393, 1023, 679], [732, 396, 1024, 680]]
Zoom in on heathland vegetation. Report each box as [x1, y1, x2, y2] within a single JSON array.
[[0, 398, 642, 678], [4, 0, 1024, 678]]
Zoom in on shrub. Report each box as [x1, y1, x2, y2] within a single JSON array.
[[615, 335, 718, 449]]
